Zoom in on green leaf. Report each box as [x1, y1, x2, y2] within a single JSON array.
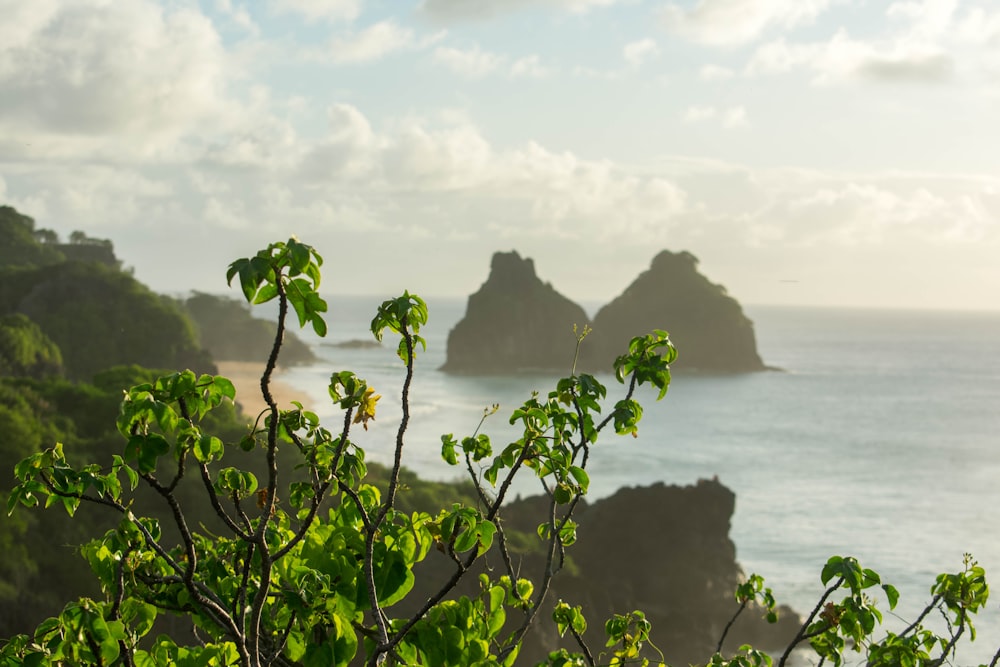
[[568, 466, 590, 493], [882, 584, 899, 610]]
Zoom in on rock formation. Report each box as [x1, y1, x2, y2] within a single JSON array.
[[443, 249, 768, 375], [401, 479, 799, 665], [584, 250, 766, 373], [440, 251, 591, 374]]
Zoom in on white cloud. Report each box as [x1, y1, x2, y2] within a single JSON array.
[[683, 106, 718, 122], [682, 105, 748, 127], [269, 0, 359, 23], [0, 0, 241, 157], [954, 6, 1000, 47], [747, 30, 955, 83], [722, 106, 748, 127], [420, 0, 624, 21], [740, 0, 1000, 85], [433, 45, 506, 78], [699, 63, 735, 80], [298, 104, 379, 181], [659, 0, 837, 47], [510, 55, 554, 78], [330, 20, 419, 64], [745, 177, 998, 247], [886, 0, 957, 40], [432, 46, 551, 79], [216, 0, 260, 35], [623, 38, 660, 67]]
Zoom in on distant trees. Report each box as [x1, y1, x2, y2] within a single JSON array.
[[0, 314, 63, 379], [0, 205, 213, 382], [183, 292, 316, 367], [0, 205, 65, 269]]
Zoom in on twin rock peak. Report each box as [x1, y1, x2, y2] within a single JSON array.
[[440, 250, 768, 375]]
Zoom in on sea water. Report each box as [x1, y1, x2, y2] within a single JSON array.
[[277, 297, 1000, 664]]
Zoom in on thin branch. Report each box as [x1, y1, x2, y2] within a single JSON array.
[[498, 492, 582, 661], [198, 463, 253, 541], [375, 320, 415, 527], [569, 625, 596, 667], [248, 274, 289, 667], [900, 594, 942, 637], [366, 321, 417, 656], [716, 599, 748, 654], [777, 577, 844, 667], [932, 607, 966, 667]]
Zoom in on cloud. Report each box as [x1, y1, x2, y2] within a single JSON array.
[[722, 106, 748, 127], [433, 46, 554, 78], [699, 64, 736, 80], [682, 105, 748, 127], [747, 30, 956, 83], [623, 38, 660, 67], [742, 177, 999, 248], [0, 0, 241, 155], [683, 106, 718, 122], [329, 20, 421, 64], [740, 0, 1000, 84], [433, 46, 505, 78], [216, 0, 260, 35], [511, 55, 554, 78], [658, 0, 837, 47], [269, 0, 360, 23], [419, 0, 623, 22]]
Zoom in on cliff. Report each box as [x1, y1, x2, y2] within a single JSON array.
[[440, 251, 591, 375], [585, 250, 766, 373], [400, 479, 799, 665]]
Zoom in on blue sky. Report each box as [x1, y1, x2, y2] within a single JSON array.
[[1, 0, 998, 309]]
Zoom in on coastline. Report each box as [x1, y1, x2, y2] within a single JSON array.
[[215, 361, 313, 417]]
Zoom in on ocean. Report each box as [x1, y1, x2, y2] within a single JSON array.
[[277, 297, 1000, 664]]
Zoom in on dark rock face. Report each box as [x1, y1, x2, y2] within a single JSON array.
[[440, 251, 591, 374], [584, 250, 766, 373], [444, 249, 767, 375], [402, 479, 799, 665]]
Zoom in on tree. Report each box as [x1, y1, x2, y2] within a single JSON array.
[[11, 261, 213, 381], [0, 314, 63, 379], [2, 238, 998, 667], [0, 205, 65, 270], [183, 292, 316, 368]]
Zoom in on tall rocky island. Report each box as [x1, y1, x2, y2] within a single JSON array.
[[443, 249, 767, 375], [440, 251, 591, 374], [584, 250, 767, 373]]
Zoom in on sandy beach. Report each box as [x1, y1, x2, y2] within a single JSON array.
[[215, 361, 313, 418]]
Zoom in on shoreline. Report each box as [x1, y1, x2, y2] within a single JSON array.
[[215, 361, 313, 417]]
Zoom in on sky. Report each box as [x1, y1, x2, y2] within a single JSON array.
[[1, 0, 998, 311]]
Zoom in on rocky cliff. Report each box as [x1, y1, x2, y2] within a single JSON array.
[[443, 249, 767, 375], [440, 251, 591, 375], [401, 479, 799, 665], [584, 250, 766, 373]]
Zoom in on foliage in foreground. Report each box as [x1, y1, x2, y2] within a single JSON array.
[[2, 238, 999, 667]]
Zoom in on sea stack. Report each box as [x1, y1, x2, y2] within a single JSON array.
[[440, 251, 591, 375], [585, 250, 766, 373]]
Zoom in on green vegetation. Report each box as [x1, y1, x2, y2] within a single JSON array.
[[0, 314, 63, 379], [0, 205, 214, 382], [0, 206, 65, 271], [183, 292, 315, 367], [7, 261, 212, 381], [1, 237, 997, 667]]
